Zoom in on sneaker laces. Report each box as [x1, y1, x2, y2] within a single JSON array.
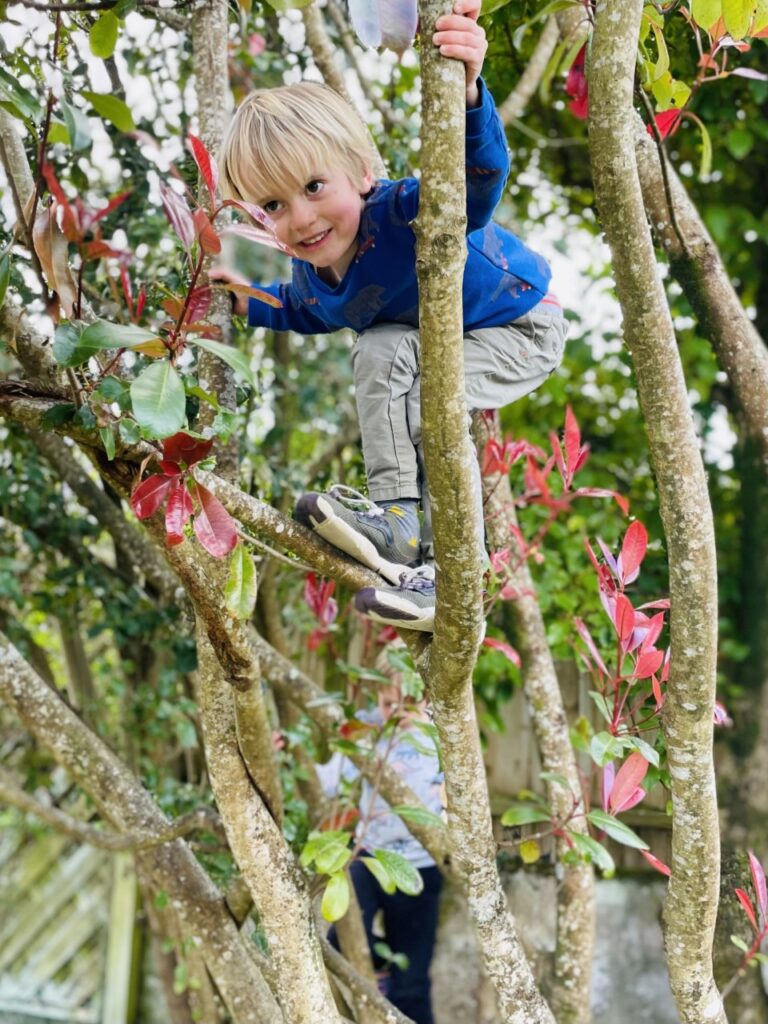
[[397, 564, 435, 592], [328, 484, 384, 517]]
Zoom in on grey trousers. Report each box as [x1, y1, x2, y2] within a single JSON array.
[[351, 305, 568, 560]]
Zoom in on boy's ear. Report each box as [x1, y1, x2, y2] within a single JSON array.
[[360, 167, 375, 193]]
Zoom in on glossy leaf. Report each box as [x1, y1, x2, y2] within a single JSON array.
[[722, 0, 753, 37], [641, 850, 671, 877], [691, 0, 722, 29], [0, 66, 42, 122], [349, 0, 417, 54], [60, 99, 92, 153], [571, 832, 615, 876], [360, 856, 396, 894], [225, 543, 258, 619], [587, 809, 649, 851], [608, 752, 649, 814], [188, 335, 257, 387], [321, 872, 350, 922], [130, 361, 186, 437], [0, 251, 11, 310], [99, 425, 116, 461], [749, 851, 768, 921], [374, 850, 424, 895], [188, 134, 219, 208], [165, 477, 193, 546], [32, 204, 78, 318], [191, 482, 238, 558], [159, 185, 195, 251], [633, 647, 664, 680], [482, 636, 521, 667], [89, 11, 119, 58], [615, 593, 636, 649], [212, 280, 283, 310], [81, 91, 136, 132], [618, 520, 647, 585], [162, 433, 213, 468], [735, 887, 759, 932], [501, 804, 551, 827], [80, 319, 164, 352], [193, 209, 221, 255], [130, 474, 175, 519]]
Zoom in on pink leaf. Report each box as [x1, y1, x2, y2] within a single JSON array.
[[193, 208, 222, 255], [614, 593, 636, 649], [735, 888, 759, 933], [187, 134, 219, 209], [648, 109, 682, 139], [601, 762, 615, 812], [565, 44, 588, 119], [574, 487, 630, 515], [160, 184, 195, 252], [713, 700, 733, 727], [651, 673, 665, 710], [641, 850, 671, 877], [187, 285, 212, 323], [640, 611, 666, 651], [749, 851, 768, 922], [573, 617, 609, 676], [192, 482, 238, 557], [130, 474, 175, 519], [609, 752, 649, 814], [563, 405, 583, 481], [482, 636, 521, 668], [165, 478, 193, 546], [618, 520, 648, 585], [633, 647, 664, 680]]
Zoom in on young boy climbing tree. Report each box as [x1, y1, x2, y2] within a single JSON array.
[[214, 0, 567, 632]]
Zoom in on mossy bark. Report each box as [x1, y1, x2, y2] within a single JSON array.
[[415, 3, 555, 1020], [588, 3, 724, 1022]]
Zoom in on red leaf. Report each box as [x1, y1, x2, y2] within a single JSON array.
[[633, 647, 664, 680], [619, 520, 648, 585], [648, 109, 683, 139], [188, 285, 212, 323], [735, 888, 759, 933], [162, 432, 214, 468], [651, 673, 665, 709], [574, 616, 610, 676], [130, 474, 175, 519], [749, 851, 768, 922], [84, 240, 126, 260], [641, 850, 671, 877], [563, 406, 583, 479], [41, 161, 79, 240], [609, 752, 649, 814], [304, 573, 338, 626], [482, 636, 521, 667], [193, 208, 222, 255], [192, 482, 238, 557], [89, 189, 132, 227], [614, 593, 636, 649], [573, 487, 629, 515], [165, 477, 193, 546], [187, 134, 219, 209], [565, 44, 588, 119], [160, 184, 195, 251]]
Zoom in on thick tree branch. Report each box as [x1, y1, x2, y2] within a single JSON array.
[[589, 4, 725, 1022], [474, 411, 594, 1024], [497, 17, 560, 125], [0, 768, 225, 850], [321, 937, 416, 1024]]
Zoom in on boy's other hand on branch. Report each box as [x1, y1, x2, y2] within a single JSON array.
[[209, 265, 251, 316], [433, 0, 487, 108]]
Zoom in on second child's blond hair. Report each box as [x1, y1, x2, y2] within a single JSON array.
[[219, 82, 372, 205]]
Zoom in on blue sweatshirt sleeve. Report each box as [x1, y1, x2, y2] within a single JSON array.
[[247, 281, 334, 334], [465, 78, 510, 232]]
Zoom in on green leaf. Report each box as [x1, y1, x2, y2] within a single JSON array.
[[374, 850, 424, 895], [390, 804, 446, 829], [52, 321, 100, 368], [501, 804, 552, 827], [47, 120, 69, 145], [691, 0, 722, 28], [651, 73, 691, 113], [360, 856, 397, 894], [314, 841, 352, 875], [93, 374, 130, 405], [321, 872, 350, 922], [130, 361, 186, 437], [726, 128, 754, 160], [225, 544, 257, 620], [0, 250, 10, 310], [118, 419, 142, 444], [511, 0, 574, 46], [695, 117, 713, 179], [571, 832, 616, 877], [60, 99, 92, 152], [188, 336, 257, 388], [81, 90, 136, 133], [587, 809, 649, 851], [625, 735, 660, 768], [80, 319, 164, 351], [590, 731, 628, 767], [722, 0, 753, 37], [89, 11, 119, 58], [299, 831, 349, 869], [99, 425, 116, 461], [730, 934, 750, 952], [0, 66, 42, 122], [40, 403, 76, 429]]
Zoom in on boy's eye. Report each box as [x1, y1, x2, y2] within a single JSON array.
[[262, 199, 282, 214], [306, 180, 325, 196]]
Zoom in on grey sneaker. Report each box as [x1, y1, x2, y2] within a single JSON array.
[[294, 486, 421, 585], [354, 565, 435, 632]]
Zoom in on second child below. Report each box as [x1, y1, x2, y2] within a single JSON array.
[[215, 0, 567, 632]]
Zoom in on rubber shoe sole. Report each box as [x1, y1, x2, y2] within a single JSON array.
[[354, 587, 435, 632], [296, 494, 412, 586]]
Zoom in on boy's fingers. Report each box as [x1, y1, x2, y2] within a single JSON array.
[[452, 0, 481, 19]]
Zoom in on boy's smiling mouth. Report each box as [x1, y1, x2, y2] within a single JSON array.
[[299, 229, 331, 249]]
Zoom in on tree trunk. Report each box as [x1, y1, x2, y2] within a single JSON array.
[[415, 3, 555, 1020], [588, 4, 725, 1022]]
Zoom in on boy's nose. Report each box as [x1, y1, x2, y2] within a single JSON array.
[[290, 198, 316, 234]]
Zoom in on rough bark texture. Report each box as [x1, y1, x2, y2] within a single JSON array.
[[588, 4, 725, 1022], [0, 635, 281, 1024], [195, 627, 343, 1024], [474, 411, 594, 1024], [497, 17, 560, 125], [634, 118, 768, 468], [415, 5, 555, 1021]]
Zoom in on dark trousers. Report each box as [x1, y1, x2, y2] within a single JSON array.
[[330, 859, 443, 1024]]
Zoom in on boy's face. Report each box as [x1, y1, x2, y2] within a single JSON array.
[[258, 166, 373, 284]]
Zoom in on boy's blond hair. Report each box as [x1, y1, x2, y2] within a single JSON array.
[[219, 82, 372, 205]]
